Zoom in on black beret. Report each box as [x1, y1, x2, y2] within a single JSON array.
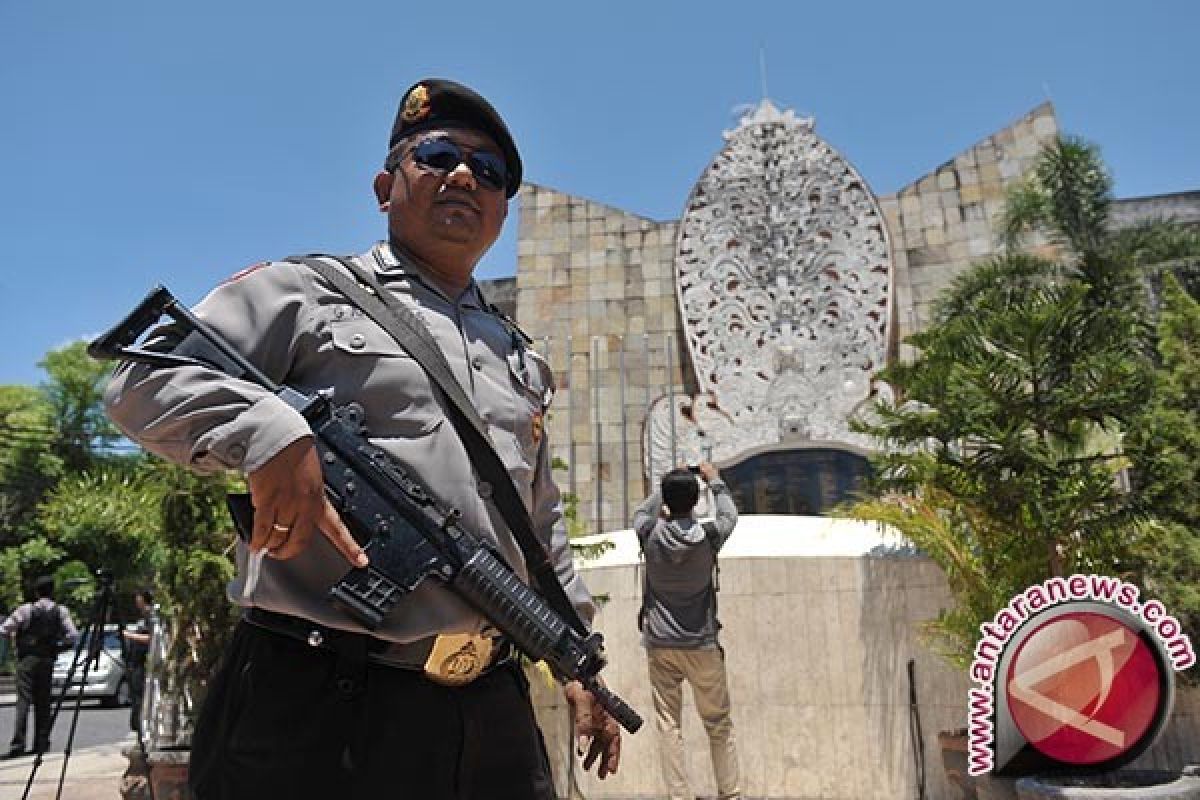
[[387, 79, 523, 198]]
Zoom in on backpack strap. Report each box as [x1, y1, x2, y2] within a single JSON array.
[[701, 520, 722, 633]]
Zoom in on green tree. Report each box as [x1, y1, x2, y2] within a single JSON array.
[[153, 463, 241, 695], [847, 137, 1200, 666], [1124, 275, 1200, 652], [0, 342, 124, 609], [0, 385, 59, 550], [37, 465, 164, 605], [36, 342, 120, 474]]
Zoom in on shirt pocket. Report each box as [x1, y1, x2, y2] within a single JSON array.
[[506, 349, 548, 460], [328, 314, 444, 438]]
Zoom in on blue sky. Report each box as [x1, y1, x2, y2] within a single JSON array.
[[2, 0, 1196, 386]]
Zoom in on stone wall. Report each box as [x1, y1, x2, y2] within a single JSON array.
[[878, 102, 1059, 348], [530, 547, 971, 800], [530, 545, 1200, 799], [509, 106, 1061, 532], [1111, 190, 1200, 229], [513, 183, 689, 531]]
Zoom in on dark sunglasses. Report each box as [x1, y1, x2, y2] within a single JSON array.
[[407, 138, 508, 192]]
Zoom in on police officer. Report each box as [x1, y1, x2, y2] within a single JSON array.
[[104, 79, 619, 798], [121, 589, 154, 733], [2, 576, 79, 758]]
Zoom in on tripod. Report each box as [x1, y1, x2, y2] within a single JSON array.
[[22, 569, 121, 800]]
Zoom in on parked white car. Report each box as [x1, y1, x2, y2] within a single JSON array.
[[51, 623, 130, 707]]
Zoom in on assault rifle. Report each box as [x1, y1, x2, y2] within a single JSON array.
[[89, 286, 642, 734]]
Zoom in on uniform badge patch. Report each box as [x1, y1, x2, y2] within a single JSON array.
[[424, 632, 494, 686], [531, 411, 544, 447], [219, 261, 269, 286], [402, 84, 431, 123]]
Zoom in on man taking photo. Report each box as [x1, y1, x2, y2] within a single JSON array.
[[634, 463, 741, 800]]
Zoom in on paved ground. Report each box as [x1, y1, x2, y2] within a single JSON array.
[[0, 695, 132, 754], [0, 691, 134, 799], [0, 741, 129, 800]]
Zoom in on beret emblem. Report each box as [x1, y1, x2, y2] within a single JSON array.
[[401, 84, 431, 123]]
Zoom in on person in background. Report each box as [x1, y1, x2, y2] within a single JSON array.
[[2, 576, 78, 758], [634, 463, 741, 800], [122, 589, 155, 733]]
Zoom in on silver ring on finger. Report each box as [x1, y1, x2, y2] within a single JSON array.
[[272, 522, 293, 533]]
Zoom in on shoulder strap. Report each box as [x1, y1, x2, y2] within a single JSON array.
[[289, 255, 589, 636], [700, 520, 722, 630]]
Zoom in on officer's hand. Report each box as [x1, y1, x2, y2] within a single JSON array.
[[246, 436, 368, 568], [698, 461, 719, 482], [564, 680, 621, 779]]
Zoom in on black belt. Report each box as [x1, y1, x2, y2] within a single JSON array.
[[242, 607, 513, 674]]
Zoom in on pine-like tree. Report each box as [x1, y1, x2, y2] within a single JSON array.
[[848, 137, 1200, 666]]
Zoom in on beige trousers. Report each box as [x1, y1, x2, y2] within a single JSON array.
[[646, 645, 741, 800]]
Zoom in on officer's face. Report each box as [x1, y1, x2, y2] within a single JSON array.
[[374, 128, 508, 270]]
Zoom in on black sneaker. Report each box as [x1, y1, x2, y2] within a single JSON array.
[[2, 747, 26, 759]]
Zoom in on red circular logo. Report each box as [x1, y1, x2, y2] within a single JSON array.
[[1005, 611, 1161, 765]]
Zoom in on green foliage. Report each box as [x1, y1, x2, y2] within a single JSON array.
[[854, 252, 1144, 586], [553, 460, 614, 607], [1124, 275, 1200, 676], [53, 560, 98, 613], [38, 468, 163, 592], [562, 490, 613, 561], [1, 340, 239, 705], [1000, 137, 1113, 263], [152, 463, 241, 700], [845, 492, 1014, 671], [0, 341, 125, 610], [35, 342, 119, 474], [0, 385, 60, 548], [848, 136, 1200, 669], [0, 548, 23, 619]]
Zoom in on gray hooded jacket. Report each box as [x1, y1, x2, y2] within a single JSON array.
[[634, 480, 738, 648]]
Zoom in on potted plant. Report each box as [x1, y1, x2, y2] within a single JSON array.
[[131, 463, 241, 800]]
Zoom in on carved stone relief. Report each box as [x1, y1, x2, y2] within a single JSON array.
[[645, 100, 893, 480]]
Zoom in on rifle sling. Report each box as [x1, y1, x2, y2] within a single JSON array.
[[289, 255, 589, 637]]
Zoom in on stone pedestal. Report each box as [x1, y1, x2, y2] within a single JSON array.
[[1016, 766, 1200, 799], [147, 749, 191, 800], [938, 729, 1020, 800], [119, 745, 150, 800]]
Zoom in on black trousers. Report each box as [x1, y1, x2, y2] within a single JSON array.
[[190, 621, 556, 800], [128, 662, 146, 732], [10, 655, 54, 753]]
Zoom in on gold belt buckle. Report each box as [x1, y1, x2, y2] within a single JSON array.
[[423, 633, 494, 687]]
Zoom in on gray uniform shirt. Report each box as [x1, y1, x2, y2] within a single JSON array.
[[1, 598, 80, 646], [104, 243, 594, 643], [633, 480, 737, 649]]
